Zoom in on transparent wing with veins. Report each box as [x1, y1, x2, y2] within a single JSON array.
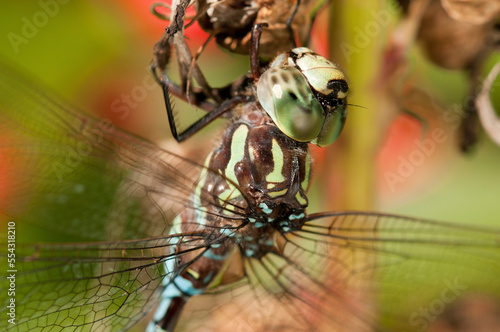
[[175, 212, 500, 332]]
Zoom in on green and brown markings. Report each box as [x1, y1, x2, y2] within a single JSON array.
[[176, 47, 351, 255], [149, 47, 351, 331]]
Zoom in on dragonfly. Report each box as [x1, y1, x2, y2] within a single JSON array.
[[1, 5, 500, 332]]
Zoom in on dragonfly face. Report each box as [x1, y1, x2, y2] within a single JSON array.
[[257, 47, 349, 147]]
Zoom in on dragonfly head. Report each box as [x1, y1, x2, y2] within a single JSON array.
[[256, 47, 348, 147]]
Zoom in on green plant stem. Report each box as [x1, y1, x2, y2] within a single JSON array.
[[328, 0, 386, 210]]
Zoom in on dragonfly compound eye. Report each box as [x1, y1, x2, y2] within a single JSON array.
[[257, 66, 325, 142], [311, 79, 349, 147], [257, 48, 349, 146]]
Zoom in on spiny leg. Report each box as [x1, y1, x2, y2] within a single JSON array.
[[151, 1, 250, 142], [250, 23, 268, 82]]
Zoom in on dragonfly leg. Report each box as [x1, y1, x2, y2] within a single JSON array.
[[250, 23, 268, 82], [151, 1, 256, 142], [165, 92, 252, 142], [151, 0, 220, 105]]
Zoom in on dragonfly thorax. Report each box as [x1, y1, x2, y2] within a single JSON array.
[[207, 101, 311, 218], [178, 101, 312, 253]]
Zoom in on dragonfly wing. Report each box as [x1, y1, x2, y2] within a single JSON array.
[[0, 234, 213, 331], [0, 62, 248, 331], [0, 63, 210, 242], [168, 212, 500, 331], [278, 212, 500, 331]]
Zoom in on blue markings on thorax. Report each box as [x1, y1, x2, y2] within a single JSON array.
[[219, 227, 238, 237], [289, 212, 305, 220], [259, 202, 273, 215], [243, 236, 275, 258], [272, 213, 304, 232], [247, 202, 276, 228], [255, 221, 264, 228], [279, 221, 291, 232]]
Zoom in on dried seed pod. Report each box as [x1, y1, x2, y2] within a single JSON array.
[[195, 0, 316, 57], [417, 0, 499, 70], [441, 0, 500, 25], [393, 0, 500, 151]]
